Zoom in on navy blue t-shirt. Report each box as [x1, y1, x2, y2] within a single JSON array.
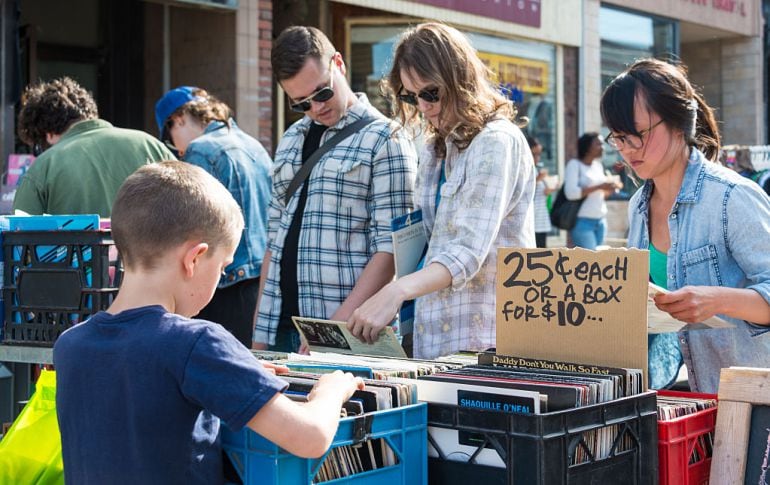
[[53, 305, 288, 485]]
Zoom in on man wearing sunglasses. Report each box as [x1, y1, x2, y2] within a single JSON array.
[[14, 77, 174, 217], [253, 26, 417, 352]]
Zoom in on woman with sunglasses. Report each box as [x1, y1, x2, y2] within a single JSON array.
[[347, 23, 535, 359], [601, 58, 770, 393]]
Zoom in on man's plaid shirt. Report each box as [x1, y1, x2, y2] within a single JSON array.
[[254, 95, 417, 344]]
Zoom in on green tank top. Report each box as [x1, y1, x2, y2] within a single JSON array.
[[649, 243, 667, 289]]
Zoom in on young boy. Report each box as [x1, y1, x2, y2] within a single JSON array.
[[53, 161, 363, 484]]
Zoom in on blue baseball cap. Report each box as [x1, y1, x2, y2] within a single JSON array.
[[154, 86, 201, 140]]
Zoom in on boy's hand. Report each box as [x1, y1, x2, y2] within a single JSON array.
[[309, 371, 365, 403], [260, 361, 289, 375]]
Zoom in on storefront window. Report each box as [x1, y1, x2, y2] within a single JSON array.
[[349, 24, 558, 174], [600, 6, 678, 198]]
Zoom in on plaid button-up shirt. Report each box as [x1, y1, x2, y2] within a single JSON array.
[[254, 95, 417, 345], [413, 119, 536, 359]]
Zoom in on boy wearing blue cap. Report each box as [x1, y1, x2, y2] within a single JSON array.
[[54, 161, 363, 484], [155, 87, 272, 347]]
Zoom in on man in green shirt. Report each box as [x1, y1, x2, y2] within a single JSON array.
[[13, 77, 175, 217]]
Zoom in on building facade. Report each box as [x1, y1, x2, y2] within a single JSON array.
[[0, 0, 765, 225]]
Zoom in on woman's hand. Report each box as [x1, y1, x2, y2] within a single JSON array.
[[347, 282, 405, 344], [653, 286, 723, 323]]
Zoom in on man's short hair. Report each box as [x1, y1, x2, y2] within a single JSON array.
[[271, 26, 335, 81], [111, 161, 244, 271], [17, 77, 98, 148]]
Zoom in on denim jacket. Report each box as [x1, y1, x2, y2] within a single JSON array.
[[184, 119, 273, 288], [627, 148, 770, 393]]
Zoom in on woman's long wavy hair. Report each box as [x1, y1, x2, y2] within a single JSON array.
[[384, 23, 522, 159]]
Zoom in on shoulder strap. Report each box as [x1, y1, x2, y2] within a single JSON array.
[[284, 116, 377, 205]]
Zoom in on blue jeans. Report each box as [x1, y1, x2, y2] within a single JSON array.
[[570, 217, 606, 250]]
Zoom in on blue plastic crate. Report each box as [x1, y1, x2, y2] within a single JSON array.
[[223, 402, 427, 485]]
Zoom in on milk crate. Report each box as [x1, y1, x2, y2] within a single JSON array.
[[2, 230, 121, 346], [426, 391, 658, 484], [657, 390, 718, 485], [223, 403, 427, 485]]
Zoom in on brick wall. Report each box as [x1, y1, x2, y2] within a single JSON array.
[[234, 0, 272, 153]]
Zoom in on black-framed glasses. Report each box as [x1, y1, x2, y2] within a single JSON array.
[[289, 58, 336, 113], [398, 87, 440, 106], [606, 119, 664, 151]]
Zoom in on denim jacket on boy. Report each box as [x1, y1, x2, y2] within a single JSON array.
[[627, 147, 770, 393], [184, 119, 272, 287]]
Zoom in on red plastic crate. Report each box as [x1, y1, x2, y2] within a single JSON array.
[[657, 390, 718, 485]]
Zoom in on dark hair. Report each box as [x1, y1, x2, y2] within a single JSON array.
[[577, 132, 600, 160], [525, 133, 541, 150], [17, 77, 98, 148], [383, 22, 520, 159], [600, 58, 720, 161], [271, 26, 335, 81], [111, 161, 243, 271]]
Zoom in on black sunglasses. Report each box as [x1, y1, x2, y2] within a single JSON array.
[[398, 87, 440, 106], [289, 58, 336, 113]]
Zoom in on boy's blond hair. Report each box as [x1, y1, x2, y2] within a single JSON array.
[[111, 161, 244, 270]]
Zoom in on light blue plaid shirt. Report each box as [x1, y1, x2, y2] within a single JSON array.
[[254, 95, 417, 345]]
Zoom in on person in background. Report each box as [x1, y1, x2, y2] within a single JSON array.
[[14, 77, 174, 216], [54, 161, 364, 484], [346, 23, 535, 359], [526, 134, 556, 248], [562, 132, 620, 250], [155, 86, 272, 347], [601, 58, 770, 393], [254, 26, 417, 352]]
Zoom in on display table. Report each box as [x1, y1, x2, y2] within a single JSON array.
[[0, 345, 53, 426]]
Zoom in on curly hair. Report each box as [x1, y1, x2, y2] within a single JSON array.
[[17, 77, 98, 148], [163, 88, 232, 137], [383, 23, 523, 159]]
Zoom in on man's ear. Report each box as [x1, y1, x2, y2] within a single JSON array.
[[181, 242, 209, 278], [45, 133, 62, 147]]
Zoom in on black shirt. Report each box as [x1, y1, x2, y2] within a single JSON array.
[[279, 122, 328, 325]]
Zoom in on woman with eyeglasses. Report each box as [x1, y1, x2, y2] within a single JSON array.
[[601, 58, 770, 393], [562, 132, 621, 250], [346, 23, 535, 359]]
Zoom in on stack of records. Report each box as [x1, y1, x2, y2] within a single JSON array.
[[278, 370, 419, 482], [657, 394, 717, 421], [410, 352, 644, 466]]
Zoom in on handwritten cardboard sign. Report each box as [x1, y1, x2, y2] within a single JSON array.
[[495, 248, 648, 383]]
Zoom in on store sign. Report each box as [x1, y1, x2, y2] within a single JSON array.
[[682, 0, 747, 17], [412, 0, 541, 28], [495, 248, 648, 385], [478, 52, 548, 94]]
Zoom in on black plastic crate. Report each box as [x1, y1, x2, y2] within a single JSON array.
[[2, 230, 122, 346], [426, 390, 658, 485]]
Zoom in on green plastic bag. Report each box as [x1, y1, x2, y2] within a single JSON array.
[[0, 370, 64, 485]]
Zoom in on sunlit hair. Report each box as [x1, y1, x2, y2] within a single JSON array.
[[165, 88, 232, 134], [272, 26, 336, 81], [17, 77, 98, 148], [111, 161, 243, 271], [600, 58, 720, 162], [384, 22, 522, 159]]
